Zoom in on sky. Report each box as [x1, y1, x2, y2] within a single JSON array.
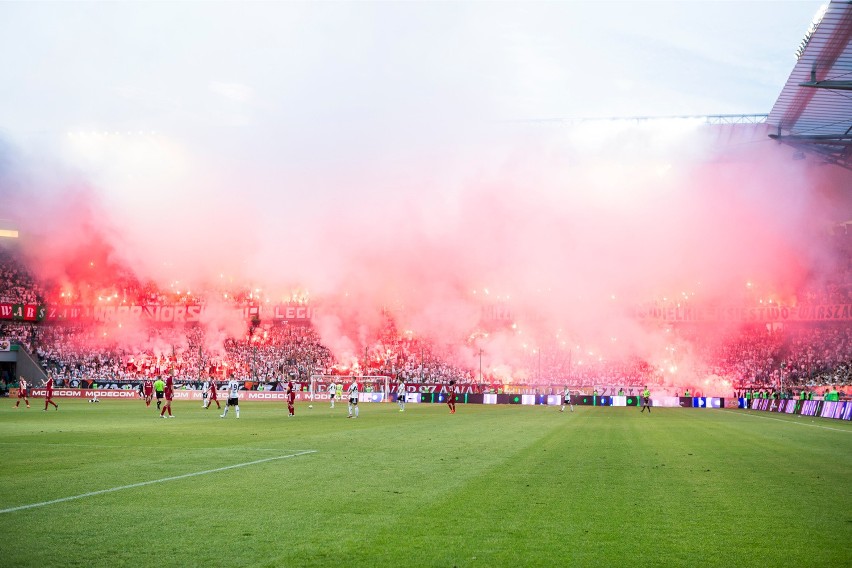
[[0, 1, 845, 387], [0, 1, 828, 133]]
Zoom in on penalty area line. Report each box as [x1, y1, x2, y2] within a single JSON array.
[[720, 409, 852, 433], [0, 450, 316, 515]]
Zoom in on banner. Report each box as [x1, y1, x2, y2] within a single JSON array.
[[691, 397, 722, 409], [39, 303, 311, 323], [40, 304, 259, 323], [800, 400, 821, 416], [394, 383, 604, 396], [23, 388, 390, 403], [398, 383, 487, 395], [11, 300, 852, 324], [819, 401, 849, 420], [271, 304, 316, 321], [634, 303, 852, 323], [0, 303, 44, 321], [742, 398, 851, 421], [480, 304, 514, 322], [172, 390, 330, 402]]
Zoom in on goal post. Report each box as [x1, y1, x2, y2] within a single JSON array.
[[308, 375, 392, 402]]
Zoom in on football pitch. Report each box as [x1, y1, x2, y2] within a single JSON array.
[[1, 400, 850, 568]]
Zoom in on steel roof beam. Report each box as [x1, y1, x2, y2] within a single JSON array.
[[798, 80, 852, 91]]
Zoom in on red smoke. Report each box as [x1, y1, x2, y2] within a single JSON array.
[[2, 120, 851, 393]]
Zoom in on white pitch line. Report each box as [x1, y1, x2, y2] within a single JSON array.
[[0, 442, 309, 452], [0, 450, 316, 514], [720, 409, 852, 433]]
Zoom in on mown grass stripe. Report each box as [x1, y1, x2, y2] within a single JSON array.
[[0, 450, 316, 514]]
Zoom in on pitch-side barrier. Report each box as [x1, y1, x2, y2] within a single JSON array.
[[13, 389, 851, 422]]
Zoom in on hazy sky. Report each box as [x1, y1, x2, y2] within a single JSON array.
[[0, 1, 826, 137]]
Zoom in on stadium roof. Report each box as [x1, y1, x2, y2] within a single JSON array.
[[767, 1, 852, 170]]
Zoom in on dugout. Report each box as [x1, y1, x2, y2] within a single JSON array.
[[0, 343, 48, 389]]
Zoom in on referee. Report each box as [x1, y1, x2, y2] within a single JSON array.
[[640, 386, 651, 413], [153, 376, 165, 410]]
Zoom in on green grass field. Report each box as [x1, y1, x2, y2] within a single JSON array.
[[1, 399, 850, 567]]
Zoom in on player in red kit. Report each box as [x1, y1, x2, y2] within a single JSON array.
[[143, 378, 154, 407], [14, 376, 30, 408], [447, 380, 457, 414], [160, 375, 175, 418], [43, 376, 59, 411], [205, 378, 221, 410], [286, 378, 296, 417]]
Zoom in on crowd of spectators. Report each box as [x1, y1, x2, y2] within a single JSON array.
[[0, 322, 37, 352], [775, 325, 852, 386], [666, 323, 852, 392], [0, 250, 45, 305], [10, 316, 846, 397], [1, 242, 850, 395]]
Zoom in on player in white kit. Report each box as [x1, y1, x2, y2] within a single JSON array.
[[347, 379, 359, 418], [397, 379, 406, 412], [220, 379, 241, 419], [560, 386, 574, 412], [327, 380, 336, 409]]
